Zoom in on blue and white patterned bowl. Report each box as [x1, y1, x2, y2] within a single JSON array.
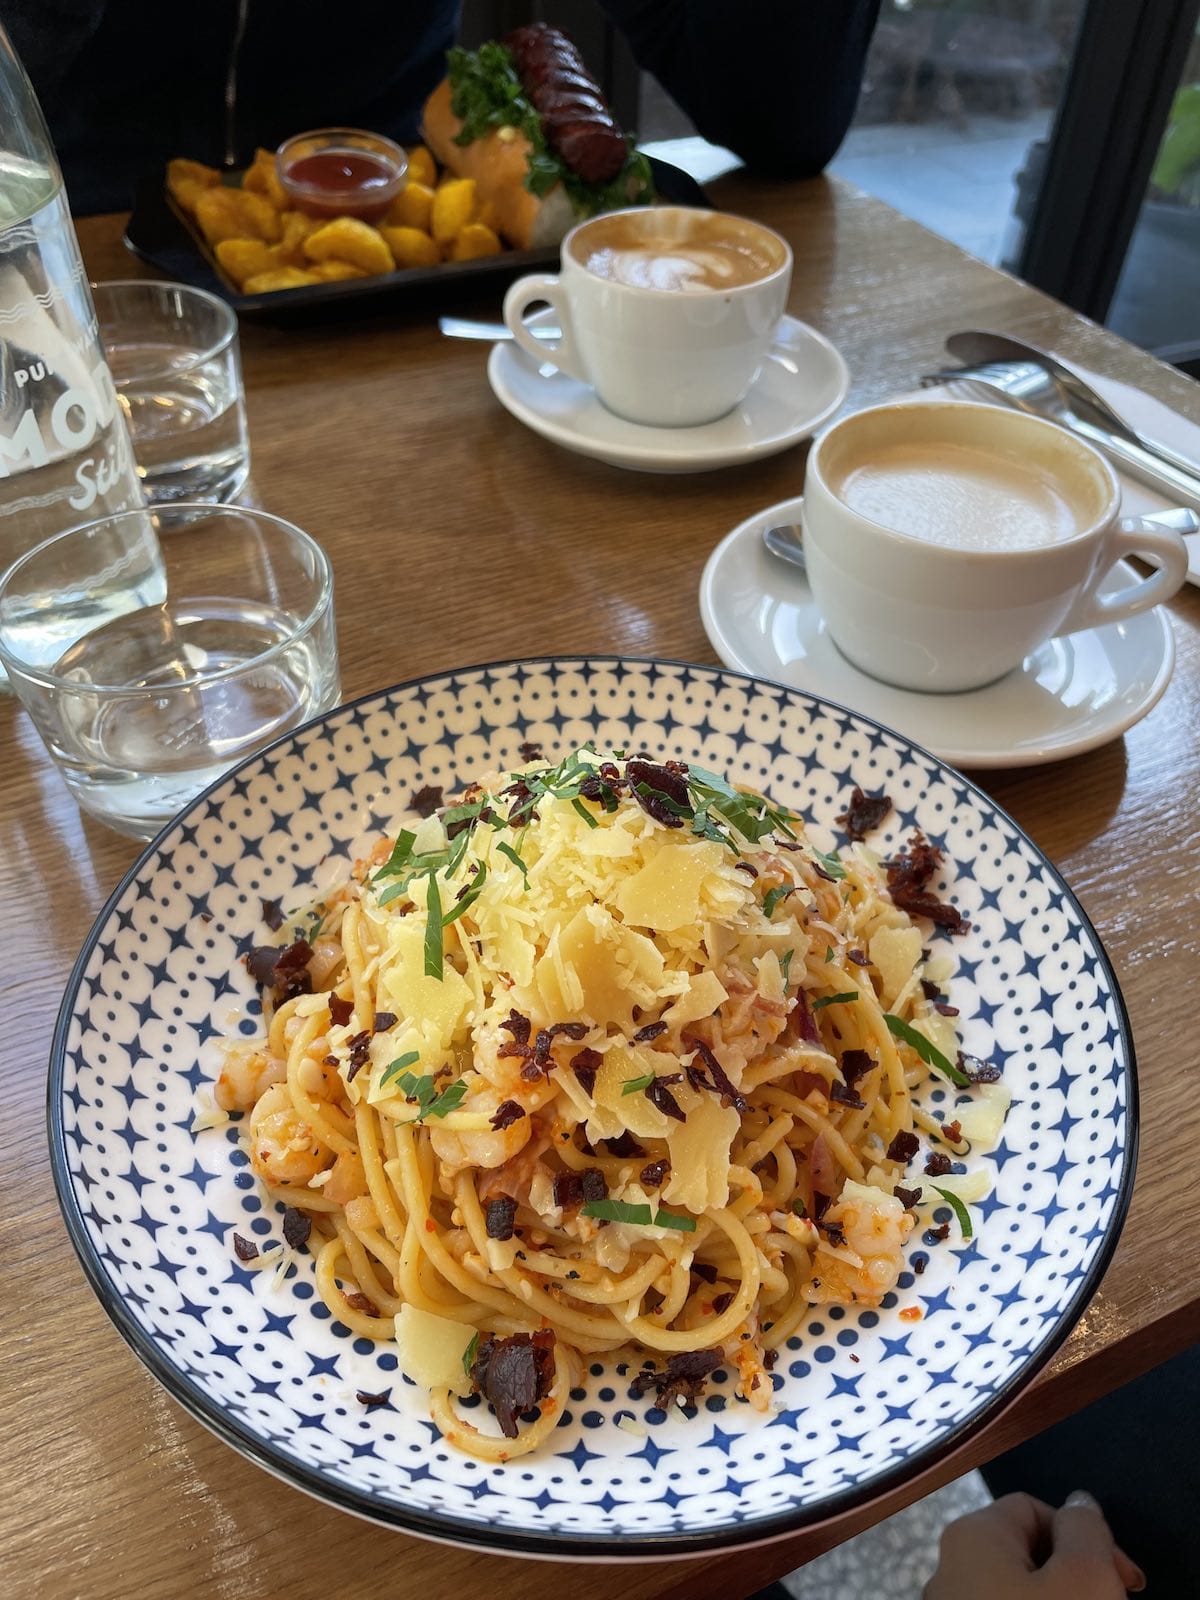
[[50, 659, 1136, 1557]]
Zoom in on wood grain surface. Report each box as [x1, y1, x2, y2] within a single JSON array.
[[3, 172, 1198, 1600]]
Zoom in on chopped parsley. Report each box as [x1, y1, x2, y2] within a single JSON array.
[[883, 1014, 970, 1087], [392, 1069, 468, 1122], [762, 885, 798, 918], [496, 840, 529, 886], [378, 1050, 421, 1091], [462, 1330, 480, 1375], [622, 1073, 655, 1096], [810, 847, 847, 881], [812, 991, 858, 1011], [931, 1185, 973, 1240], [581, 1198, 696, 1232]]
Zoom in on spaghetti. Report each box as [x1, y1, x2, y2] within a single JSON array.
[[215, 749, 1001, 1459]]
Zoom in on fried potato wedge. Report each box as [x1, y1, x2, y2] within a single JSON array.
[[242, 147, 288, 211], [194, 187, 282, 246], [406, 145, 437, 189], [448, 222, 502, 262], [381, 226, 440, 270], [214, 237, 278, 288], [242, 267, 322, 293], [430, 178, 476, 245], [302, 217, 393, 275], [386, 181, 435, 232]]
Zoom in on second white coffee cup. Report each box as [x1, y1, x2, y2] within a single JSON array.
[[801, 400, 1190, 693], [503, 206, 793, 428]]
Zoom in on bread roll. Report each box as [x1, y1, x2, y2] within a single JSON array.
[[422, 80, 576, 251]]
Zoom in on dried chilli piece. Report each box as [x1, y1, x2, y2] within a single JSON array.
[[734, 860, 759, 879], [847, 948, 869, 966], [570, 1047, 602, 1097], [626, 757, 689, 829], [933, 1001, 960, 1017], [639, 1159, 670, 1188], [498, 1009, 533, 1056], [244, 937, 314, 1004], [820, 1220, 848, 1248], [282, 1207, 311, 1249], [485, 1196, 517, 1241], [790, 989, 821, 1045], [632, 1021, 667, 1043], [894, 1185, 922, 1209], [328, 993, 353, 1028], [886, 831, 970, 934], [928, 1220, 952, 1243], [580, 1168, 607, 1203], [692, 1262, 718, 1284], [372, 1010, 397, 1033], [829, 1079, 866, 1110], [356, 1389, 391, 1409], [602, 1130, 645, 1159], [261, 897, 284, 931], [924, 1151, 953, 1177], [232, 1233, 259, 1262], [958, 1051, 1003, 1084], [837, 785, 893, 841], [490, 1099, 526, 1132], [344, 1290, 379, 1316], [469, 1329, 556, 1439], [886, 1130, 920, 1163], [712, 1291, 734, 1315], [631, 1348, 722, 1407], [645, 1075, 686, 1122], [410, 783, 444, 818], [345, 1029, 372, 1082], [840, 1049, 873, 1088], [518, 741, 544, 762], [912, 1252, 929, 1276], [683, 1036, 748, 1113], [812, 1190, 832, 1222], [552, 1170, 584, 1210], [942, 1119, 963, 1143]]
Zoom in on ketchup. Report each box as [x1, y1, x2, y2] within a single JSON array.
[[283, 149, 399, 222]]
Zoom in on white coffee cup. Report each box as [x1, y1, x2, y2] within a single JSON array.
[[502, 206, 792, 427], [801, 400, 1190, 693]]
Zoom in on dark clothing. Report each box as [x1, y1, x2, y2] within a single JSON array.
[[3, 0, 881, 215]]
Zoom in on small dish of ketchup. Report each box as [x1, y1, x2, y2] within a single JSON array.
[[276, 128, 408, 223]]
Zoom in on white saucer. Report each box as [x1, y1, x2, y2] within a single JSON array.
[[699, 496, 1176, 768], [487, 312, 849, 473]]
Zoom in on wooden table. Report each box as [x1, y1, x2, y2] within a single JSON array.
[[4, 174, 1199, 1600]]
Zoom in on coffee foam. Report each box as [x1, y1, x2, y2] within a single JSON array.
[[835, 442, 1085, 551], [570, 207, 783, 293]]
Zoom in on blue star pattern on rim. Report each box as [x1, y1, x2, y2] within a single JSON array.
[[48, 658, 1136, 1556]]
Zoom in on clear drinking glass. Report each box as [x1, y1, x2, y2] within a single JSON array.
[[92, 280, 250, 503], [0, 503, 339, 838]]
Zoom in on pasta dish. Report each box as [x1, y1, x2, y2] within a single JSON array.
[[212, 749, 1007, 1459]]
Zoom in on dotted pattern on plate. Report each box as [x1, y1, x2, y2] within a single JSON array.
[[53, 658, 1133, 1550]]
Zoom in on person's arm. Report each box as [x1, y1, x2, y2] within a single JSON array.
[[600, 0, 882, 176]]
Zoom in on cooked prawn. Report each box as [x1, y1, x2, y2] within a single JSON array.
[[249, 1082, 334, 1185], [805, 1181, 912, 1308], [216, 1043, 286, 1112]]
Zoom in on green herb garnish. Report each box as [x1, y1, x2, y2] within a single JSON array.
[[883, 1014, 971, 1086], [496, 840, 529, 886], [571, 797, 599, 829], [621, 1073, 655, 1096], [392, 1068, 467, 1122], [812, 991, 858, 1011], [763, 885, 798, 918], [791, 1197, 808, 1219], [581, 1198, 653, 1225], [580, 1198, 696, 1231], [781, 949, 794, 987], [462, 1330, 480, 1376], [811, 847, 847, 881], [424, 876, 444, 976], [442, 862, 487, 926], [931, 1185, 974, 1240], [378, 1050, 422, 1091], [651, 1209, 697, 1233], [825, 945, 835, 962]]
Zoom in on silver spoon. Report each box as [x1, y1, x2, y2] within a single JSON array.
[[761, 523, 806, 568]]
